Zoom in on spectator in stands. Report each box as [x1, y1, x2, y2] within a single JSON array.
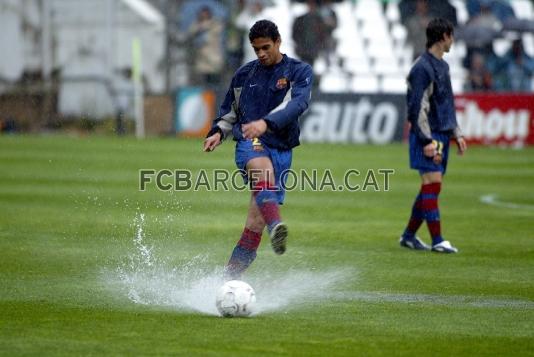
[[292, 0, 328, 68], [469, 0, 501, 29], [405, 0, 432, 60], [186, 6, 225, 86], [318, 0, 338, 67], [495, 39, 534, 92], [226, 0, 247, 76], [400, 0, 457, 27], [466, 0, 515, 23], [466, 52, 493, 91], [465, 0, 534, 33], [461, 1, 500, 71], [431, 0, 458, 26]]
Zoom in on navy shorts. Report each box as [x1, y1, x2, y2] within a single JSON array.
[[235, 139, 292, 204], [409, 131, 451, 175]]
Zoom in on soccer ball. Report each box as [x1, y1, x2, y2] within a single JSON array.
[[215, 280, 256, 317]]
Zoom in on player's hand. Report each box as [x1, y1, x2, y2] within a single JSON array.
[[433, 154, 442, 164], [204, 132, 221, 152], [423, 142, 437, 157], [242, 120, 267, 140], [456, 137, 467, 155]]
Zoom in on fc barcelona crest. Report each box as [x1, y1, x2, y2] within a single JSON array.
[[276, 77, 288, 89]]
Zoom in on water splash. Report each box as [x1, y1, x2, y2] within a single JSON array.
[[108, 213, 532, 315], [248, 269, 353, 314], [111, 212, 353, 316], [114, 212, 222, 315]]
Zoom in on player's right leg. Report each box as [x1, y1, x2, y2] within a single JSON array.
[[413, 172, 457, 253], [400, 132, 434, 250]]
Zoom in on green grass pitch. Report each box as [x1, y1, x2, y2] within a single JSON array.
[[1, 135, 533, 356]]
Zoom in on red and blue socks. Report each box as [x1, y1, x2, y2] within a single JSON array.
[[422, 182, 443, 245], [403, 182, 443, 245], [253, 180, 281, 233], [404, 192, 424, 238], [224, 181, 281, 279], [225, 228, 262, 279]]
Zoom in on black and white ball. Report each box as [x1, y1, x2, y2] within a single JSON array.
[[216, 280, 256, 317]]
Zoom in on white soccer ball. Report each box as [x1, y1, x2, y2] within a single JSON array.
[[216, 280, 256, 317]]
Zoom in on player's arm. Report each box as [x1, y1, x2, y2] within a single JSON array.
[[263, 64, 313, 131], [204, 78, 238, 152], [407, 65, 436, 157]]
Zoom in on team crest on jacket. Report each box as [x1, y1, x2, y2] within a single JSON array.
[[276, 77, 288, 89]]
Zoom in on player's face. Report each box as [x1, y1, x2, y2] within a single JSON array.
[[251, 37, 282, 66], [443, 32, 454, 53]]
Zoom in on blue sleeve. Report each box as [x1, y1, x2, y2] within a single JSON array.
[[263, 64, 313, 131], [207, 77, 237, 139], [407, 64, 433, 145]]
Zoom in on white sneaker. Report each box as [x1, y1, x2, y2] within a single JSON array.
[[431, 240, 458, 253]]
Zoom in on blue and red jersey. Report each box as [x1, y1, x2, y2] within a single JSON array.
[[407, 51, 462, 145], [208, 54, 313, 150]]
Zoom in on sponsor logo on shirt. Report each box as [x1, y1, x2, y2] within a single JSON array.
[[252, 137, 264, 151]]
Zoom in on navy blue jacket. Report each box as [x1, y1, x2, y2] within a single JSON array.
[[407, 51, 462, 145], [208, 54, 313, 150]]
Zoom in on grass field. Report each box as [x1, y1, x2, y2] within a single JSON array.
[[1, 134, 533, 356]]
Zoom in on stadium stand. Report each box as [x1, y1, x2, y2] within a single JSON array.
[[273, 0, 533, 94]]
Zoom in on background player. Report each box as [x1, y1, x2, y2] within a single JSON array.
[[399, 18, 467, 253], [203, 20, 313, 278]]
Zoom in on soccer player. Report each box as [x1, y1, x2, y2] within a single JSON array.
[[203, 20, 313, 278], [399, 18, 467, 253]]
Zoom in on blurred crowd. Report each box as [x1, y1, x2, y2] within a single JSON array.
[[178, 0, 339, 88], [176, 0, 533, 92], [402, 0, 534, 92], [460, 0, 534, 91]]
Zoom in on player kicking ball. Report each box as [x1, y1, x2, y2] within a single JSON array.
[[203, 20, 313, 278], [399, 18, 467, 254]]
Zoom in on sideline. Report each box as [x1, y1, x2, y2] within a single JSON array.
[[480, 194, 534, 211], [336, 291, 534, 310]]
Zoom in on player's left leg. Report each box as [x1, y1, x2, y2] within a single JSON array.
[[247, 156, 287, 255], [400, 132, 434, 250], [224, 195, 265, 280]]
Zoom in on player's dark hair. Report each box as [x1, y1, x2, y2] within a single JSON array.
[[248, 20, 280, 42], [426, 18, 454, 48]]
